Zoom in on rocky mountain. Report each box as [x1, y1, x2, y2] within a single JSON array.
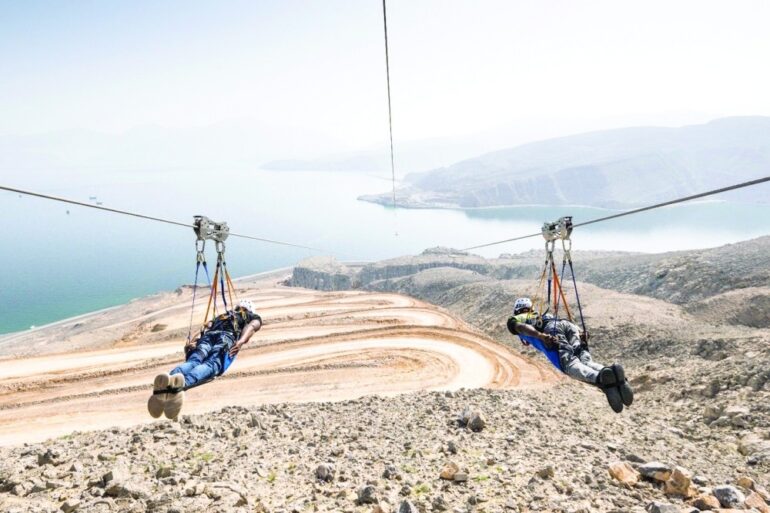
[[359, 117, 770, 209], [290, 237, 770, 327]]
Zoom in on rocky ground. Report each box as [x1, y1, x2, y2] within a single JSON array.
[[1, 386, 768, 513]]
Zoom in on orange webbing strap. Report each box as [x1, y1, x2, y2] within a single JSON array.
[[551, 260, 574, 321], [224, 267, 238, 306], [203, 263, 220, 328]]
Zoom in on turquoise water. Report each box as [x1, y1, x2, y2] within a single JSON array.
[[1, 169, 769, 334]]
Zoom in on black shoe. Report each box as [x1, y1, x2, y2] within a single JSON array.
[[611, 363, 634, 407], [597, 367, 623, 413]]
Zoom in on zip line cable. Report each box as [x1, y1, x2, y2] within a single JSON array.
[[571, 175, 770, 229], [4, 175, 769, 255], [0, 184, 326, 252], [382, 0, 397, 212], [461, 175, 770, 251]]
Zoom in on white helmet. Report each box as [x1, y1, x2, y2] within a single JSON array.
[[238, 299, 258, 316], [513, 297, 533, 315]]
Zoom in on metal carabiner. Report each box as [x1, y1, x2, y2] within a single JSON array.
[[545, 239, 556, 253], [195, 239, 206, 263]]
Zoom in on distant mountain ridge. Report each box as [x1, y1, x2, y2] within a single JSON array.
[[359, 117, 770, 208]]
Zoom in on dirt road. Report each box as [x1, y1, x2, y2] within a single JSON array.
[[0, 282, 558, 446]]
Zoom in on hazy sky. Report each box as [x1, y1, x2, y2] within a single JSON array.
[[2, 0, 770, 150]]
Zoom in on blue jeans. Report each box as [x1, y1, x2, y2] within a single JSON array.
[[170, 331, 234, 388]]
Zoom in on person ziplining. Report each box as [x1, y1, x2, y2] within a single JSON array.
[[147, 216, 264, 420], [505, 217, 634, 413]]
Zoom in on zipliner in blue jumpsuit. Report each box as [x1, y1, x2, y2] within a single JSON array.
[[506, 297, 634, 413]]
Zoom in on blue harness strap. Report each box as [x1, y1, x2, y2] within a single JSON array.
[[520, 335, 563, 372]]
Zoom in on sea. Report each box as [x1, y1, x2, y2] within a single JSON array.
[[1, 169, 769, 335]]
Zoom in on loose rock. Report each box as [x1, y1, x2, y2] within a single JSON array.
[[60, 499, 80, 513], [638, 461, 673, 482], [646, 501, 680, 513], [440, 462, 459, 480], [745, 491, 770, 513], [690, 493, 721, 511], [664, 466, 697, 498], [357, 484, 377, 504], [713, 485, 746, 508], [608, 461, 639, 486], [315, 463, 335, 482]]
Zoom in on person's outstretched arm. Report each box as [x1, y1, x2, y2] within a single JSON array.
[[507, 317, 558, 348], [228, 318, 263, 357]]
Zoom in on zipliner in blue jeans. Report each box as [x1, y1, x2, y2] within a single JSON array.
[[147, 301, 263, 420], [170, 330, 235, 388]]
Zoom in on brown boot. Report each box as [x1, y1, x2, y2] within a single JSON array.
[[147, 373, 170, 418], [163, 373, 186, 420]]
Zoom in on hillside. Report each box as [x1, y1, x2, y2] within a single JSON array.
[[359, 117, 770, 209], [291, 237, 770, 326]]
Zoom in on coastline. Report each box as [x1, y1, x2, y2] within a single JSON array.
[[0, 263, 373, 340], [0, 266, 294, 341]]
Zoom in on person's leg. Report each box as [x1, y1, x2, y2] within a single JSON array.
[[556, 338, 626, 413], [578, 349, 605, 372], [562, 354, 601, 384], [559, 342, 600, 384], [182, 349, 224, 387], [170, 339, 213, 384]]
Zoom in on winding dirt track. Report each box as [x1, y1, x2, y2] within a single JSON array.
[[0, 284, 557, 446]]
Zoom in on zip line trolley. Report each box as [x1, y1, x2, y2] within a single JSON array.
[[533, 216, 589, 344]]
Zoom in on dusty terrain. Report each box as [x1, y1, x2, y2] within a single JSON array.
[[0, 273, 555, 447]]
